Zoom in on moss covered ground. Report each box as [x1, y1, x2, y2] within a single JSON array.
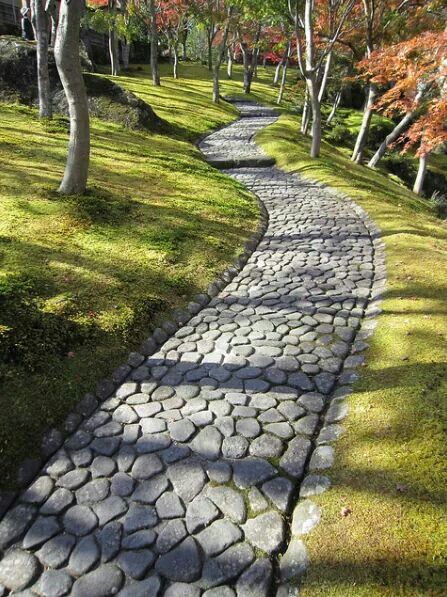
[[0, 62, 283, 488], [258, 115, 447, 595]]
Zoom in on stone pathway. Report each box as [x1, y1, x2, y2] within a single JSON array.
[[0, 102, 384, 596]]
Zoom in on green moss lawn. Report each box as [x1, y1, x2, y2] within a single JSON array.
[[0, 62, 284, 489], [258, 115, 447, 595]]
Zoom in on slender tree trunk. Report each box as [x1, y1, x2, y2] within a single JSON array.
[[273, 60, 282, 86], [109, 28, 120, 76], [241, 46, 253, 94], [308, 75, 322, 158], [413, 153, 428, 195], [253, 48, 259, 79], [212, 9, 232, 104], [318, 51, 332, 103], [327, 88, 342, 124], [351, 84, 376, 163], [35, 0, 52, 118], [301, 87, 311, 134], [277, 42, 291, 105], [121, 40, 130, 70], [227, 47, 233, 79], [149, 0, 160, 86], [207, 31, 213, 70], [50, 8, 58, 47], [173, 44, 179, 79], [54, 0, 90, 195], [368, 109, 417, 169]]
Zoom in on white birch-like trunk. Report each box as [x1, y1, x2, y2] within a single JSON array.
[[54, 0, 90, 195], [318, 51, 332, 103], [308, 75, 322, 158], [327, 89, 342, 124], [35, 0, 52, 118], [413, 153, 428, 195], [227, 47, 233, 79], [368, 111, 415, 169], [173, 44, 179, 79], [301, 87, 311, 135], [273, 60, 282, 86], [351, 84, 376, 163], [277, 43, 291, 105], [109, 29, 120, 76]]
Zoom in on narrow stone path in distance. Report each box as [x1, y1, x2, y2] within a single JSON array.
[[0, 103, 381, 596]]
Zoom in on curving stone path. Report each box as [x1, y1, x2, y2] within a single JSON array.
[[0, 102, 385, 596]]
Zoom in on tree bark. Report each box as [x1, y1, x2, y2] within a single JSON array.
[[318, 50, 332, 103], [212, 9, 232, 104], [277, 42, 291, 105], [351, 84, 376, 163], [121, 41, 130, 70], [35, 0, 52, 118], [149, 0, 160, 85], [227, 47, 233, 79], [207, 30, 213, 70], [326, 88, 342, 124], [54, 0, 90, 195], [413, 153, 428, 195], [173, 44, 179, 79], [109, 28, 120, 76], [368, 110, 416, 169], [301, 87, 311, 135], [308, 75, 322, 158], [273, 60, 282, 86]]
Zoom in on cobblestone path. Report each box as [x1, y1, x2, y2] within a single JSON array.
[[0, 103, 383, 596]]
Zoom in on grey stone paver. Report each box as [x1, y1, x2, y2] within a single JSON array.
[[0, 101, 382, 594]]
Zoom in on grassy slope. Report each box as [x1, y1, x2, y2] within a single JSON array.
[[0, 62, 281, 489], [258, 116, 447, 595]]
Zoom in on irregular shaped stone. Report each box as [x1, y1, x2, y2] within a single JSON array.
[[191, 426, 222, 461], [71, 564, 123, 597], [117, 549, 155, 579], [0, 549, 39, 591], [236, 558, 272, 597], [196, 519, 242, 556], [243, 511, 284, 554], [167, 459, 207, 503], [63, 505, 98, 536], [280, 437, 311, 478], [0, 503, 36, 550], [291, 500, 321, 535], [165, 582, 201, 597], [156, 519, 187, 554], [201, 542, 254, 589], [222, 435, 249, 459], [279, 538, 309, 581], [264, 422, 293, 439], [261, 477, 294, 512], [293, 414, 319, 436], [169, 419, 196, 442], [232, 457, 276, 489], [21, 476, 54, 504], [247, 487, 268, 514], [122, 529, 156, 550], [186, 496, 219, 534], [155, 537, 202, 582], [96, 521, 122, 562], [249, 434, 283, 458], [298, 392, 325, 413], [111, 472, 134, 497], [131, 454, 164, 480], [131, 474, 169, 504], [118, 576, 162, 597], [309, 445, 335, 470], [35, 569, 73, 597], [36, 533, 76, 568], [299, 474, 331, 498], [206, 486, 246, 523], [40, 488, 73, 515], [76, 478, 109, 504], [206, 461, 232, 483], [68, 534, 100, 576], [156, 491, 185, 519], [113, 404, 138, 424], [91, 456, 116, 478], [236, 418, 261, 438], [123, 504, 158, 533], [93, 495, 127, 526], [56, 469, 89, 490], [23, 515, 60, 549]]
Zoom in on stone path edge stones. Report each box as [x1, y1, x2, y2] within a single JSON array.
[[0, 118, 271, 519]]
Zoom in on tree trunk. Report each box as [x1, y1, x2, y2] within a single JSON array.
[[109, 29, 119, 76], [212, 10, 232, 104], [308, 76, 322, 158], [368, 110, 416, 169], [351, 84, 376, 163], [318, 51, 332, 103], [50, 14, 58, 47], [273, 60, 282, 86], [173, 44, 179, 79], [54, 0, 90, 195], [301, 87, 311, 135], [413, 153, 428, 195], [121, 41, 130, 70], [277, 42, 291, 105], [327, 89, 342, 124], [227, 47, 233, 79], [207, 31, 213, 70], [149, 0, 160, 86], [35, 0, 52, 118]]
